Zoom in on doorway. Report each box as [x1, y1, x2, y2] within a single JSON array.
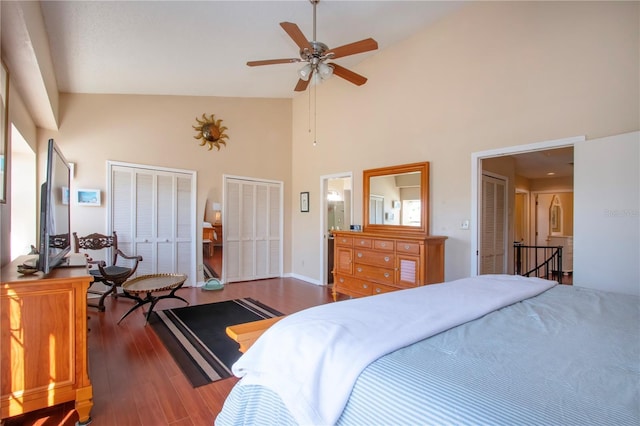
[[471, 135, 584, 276], [321, 173, 353, 285]]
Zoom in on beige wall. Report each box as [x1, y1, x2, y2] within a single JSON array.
[[3, 1, 638, 284], [290, 1, 639, 282], [37, 94, 292, 281]]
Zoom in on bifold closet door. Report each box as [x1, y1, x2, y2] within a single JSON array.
[[111, 165, 195, 286], [480, 174, 507, 275], [225, 178, 282, 283]]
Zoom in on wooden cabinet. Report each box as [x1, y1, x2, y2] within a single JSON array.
[[332, 231, 446, 300], [1, 256, 93, 424]]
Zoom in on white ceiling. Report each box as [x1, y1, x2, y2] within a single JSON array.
[[40, 0, 466, 98], [508, 147, 574, 180]]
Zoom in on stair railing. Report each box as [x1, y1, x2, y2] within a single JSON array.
[[514, 242, 563, 284]]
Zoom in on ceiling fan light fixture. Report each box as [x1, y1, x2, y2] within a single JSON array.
[[317, 62, 334, 80], [298, 63, 313, 81]]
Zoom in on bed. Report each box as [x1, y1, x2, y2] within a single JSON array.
[[216, 275, 639, 425]]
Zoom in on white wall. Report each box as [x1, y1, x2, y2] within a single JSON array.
[[574, 132, 640, 296]]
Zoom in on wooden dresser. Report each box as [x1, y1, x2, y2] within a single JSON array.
[[332, 230, 446, 300], [1, 256, 93, 424]]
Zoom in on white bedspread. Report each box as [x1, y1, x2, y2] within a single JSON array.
[[232, 274, 556, 425]]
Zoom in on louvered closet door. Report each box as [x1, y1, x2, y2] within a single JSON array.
[[224, 177, 282, 283], [480, 174, 507, 274], [110, 164, 195, 286]]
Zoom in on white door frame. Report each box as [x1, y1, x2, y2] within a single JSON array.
[[320, 172, 353, 285], [470, 135, 585, 275]]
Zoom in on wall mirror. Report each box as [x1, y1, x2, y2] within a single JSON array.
[[549, 195, 563, 235], [363, 161, 430, 236]]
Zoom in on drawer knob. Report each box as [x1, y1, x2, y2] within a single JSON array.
[[339, 278, 344, 283], [384, 272, 390, 278], [357, 252, 363, 258], [384, 256, 390, 262], [360, 241, 366, 245], [357, 267, 362, 272], [404, 245, 410, 250], [376, 288, 381, 293], [380, 242, 386, 247], [363, 284, 368, 289]]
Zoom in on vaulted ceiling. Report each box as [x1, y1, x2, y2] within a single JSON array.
[[39, 0, 466, 98]]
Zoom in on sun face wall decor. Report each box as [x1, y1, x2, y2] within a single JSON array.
[[193, 113, 229, 151]]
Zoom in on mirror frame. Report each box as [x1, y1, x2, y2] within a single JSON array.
[[363, 161, 430, 236]]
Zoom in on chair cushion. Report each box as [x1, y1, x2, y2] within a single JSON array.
[[90, 265, 132, 282], [103, 265, 132, 276]]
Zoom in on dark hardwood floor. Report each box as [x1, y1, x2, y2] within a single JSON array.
[[5, 277, 337, 426]]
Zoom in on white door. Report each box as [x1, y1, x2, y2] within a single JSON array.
[[109, 162, 197, 286], [224, 176, 282, 283], [480, 173, 507, 274], [574, 131, 639, 296]]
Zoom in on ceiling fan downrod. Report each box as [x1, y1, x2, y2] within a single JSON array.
[[311, 0, 319, 42]]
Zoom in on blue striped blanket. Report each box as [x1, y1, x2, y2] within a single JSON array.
[[217, 279, 639, 425], [225, 275, 557, 425]]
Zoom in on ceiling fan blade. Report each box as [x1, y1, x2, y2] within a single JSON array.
[[328, 38, 378, 59], [280, 22, 313, 51], [247, 58, 301, 67], [294, 72, 313, 92], [330, 63, 368, 86]]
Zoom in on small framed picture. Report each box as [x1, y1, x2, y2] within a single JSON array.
[[300, 191, 309, 212], [77, 188, 101, 206]]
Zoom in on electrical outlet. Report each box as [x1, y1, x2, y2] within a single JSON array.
[[461, 220, 470, 230]]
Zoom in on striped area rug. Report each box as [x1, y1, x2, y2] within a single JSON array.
[[149, 298, 283, 387]]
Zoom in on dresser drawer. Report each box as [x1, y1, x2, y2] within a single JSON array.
[[334, 275, 372, 296], [396, 241, 420, 255], [354, 237, 372, 248], [373, 238, 394, 251], [354, 264, 395, 285], [372, 283, 401, 295], [335, 235, 353, 247], [354, 249, 394, 268]]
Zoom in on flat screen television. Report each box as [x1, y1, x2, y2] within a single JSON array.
[[38, 138, 71, 274]]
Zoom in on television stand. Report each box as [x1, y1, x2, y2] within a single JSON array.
[[1, 255, 93, 423]]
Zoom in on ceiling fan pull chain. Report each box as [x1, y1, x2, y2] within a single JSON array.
[[308, 87, 312, 135], [313, 83, 318, 146]]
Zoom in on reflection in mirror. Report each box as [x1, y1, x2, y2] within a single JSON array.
[[327, 178, 352, 231], [363, 162, 430, 235], [549, 195, 563, 235], [369, 195, 384, 224], [369, 172, 421, 226]]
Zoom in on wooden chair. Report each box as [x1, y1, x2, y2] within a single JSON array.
[[73, 231, 143, 311]]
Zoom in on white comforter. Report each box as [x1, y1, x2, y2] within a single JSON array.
[[232, 274, 556, 425]]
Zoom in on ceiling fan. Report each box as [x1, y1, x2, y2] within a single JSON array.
[[247, 0, 378, 92]]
